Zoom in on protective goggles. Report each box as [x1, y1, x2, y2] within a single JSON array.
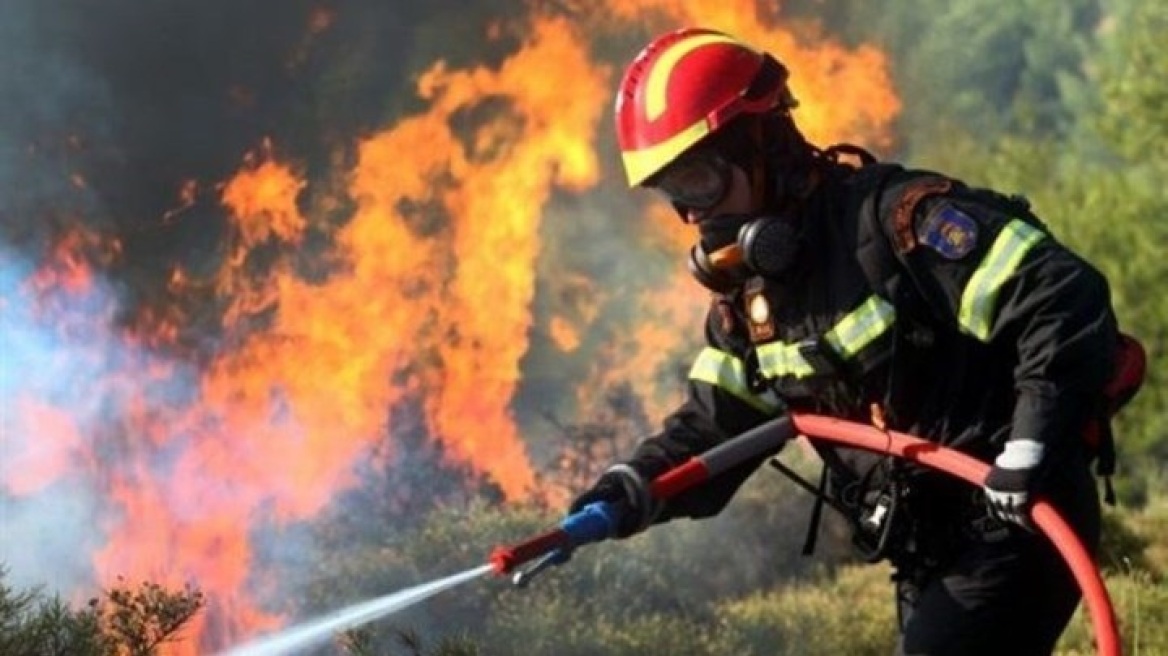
[[647, 152, 733, 216]]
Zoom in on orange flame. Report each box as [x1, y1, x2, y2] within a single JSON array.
[[90, 14, 604, 652]]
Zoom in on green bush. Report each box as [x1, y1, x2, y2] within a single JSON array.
[[1057, 567, 1168, 655], [714, 564, 897, 656], [0, 568, 203, 656], [0, 580, 108, 656]]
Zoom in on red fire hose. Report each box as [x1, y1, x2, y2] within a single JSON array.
[[492, 414, 1122, 655], [788, 413, 1121, 656]]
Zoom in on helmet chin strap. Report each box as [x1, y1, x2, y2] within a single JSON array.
[[746, 116, 771, 211]]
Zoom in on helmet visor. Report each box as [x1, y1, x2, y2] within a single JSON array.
[[647, 152, 732, 215]]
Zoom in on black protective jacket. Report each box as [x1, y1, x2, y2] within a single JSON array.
[[624, 160, 1118, 550]]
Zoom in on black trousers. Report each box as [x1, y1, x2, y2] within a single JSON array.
[[893, 468, 1101, 656]]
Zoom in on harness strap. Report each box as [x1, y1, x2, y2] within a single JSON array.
[[768, 457, 834, 555]]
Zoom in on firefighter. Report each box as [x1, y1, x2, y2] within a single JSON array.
[[570, 28, 1120, 655]]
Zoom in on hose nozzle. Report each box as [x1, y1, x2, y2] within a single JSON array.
[[510, 549, 572, 587], [488, 502, 619, 579]]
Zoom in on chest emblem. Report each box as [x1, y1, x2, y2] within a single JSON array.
[[744, 286, 775, 342]]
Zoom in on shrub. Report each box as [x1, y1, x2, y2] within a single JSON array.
[[0, 568, 203, 656], [714, 564, 897, 656]]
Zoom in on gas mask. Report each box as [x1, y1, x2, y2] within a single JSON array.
[[650, 148, 808, 294], [688, 212, 806, 294]]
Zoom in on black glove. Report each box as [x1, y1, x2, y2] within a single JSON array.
[[984, 439, 1045, 531], [569, 464, 660, 538]]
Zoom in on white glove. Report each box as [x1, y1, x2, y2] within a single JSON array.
[[984, 439, 1045, 531]]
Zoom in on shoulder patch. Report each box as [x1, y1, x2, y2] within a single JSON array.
[[916, 203, 979, 259], [892, 176, 953, 252]]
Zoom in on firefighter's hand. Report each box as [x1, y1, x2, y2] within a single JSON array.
[[984, 439, 1045, 531], [569, 464, 660, 539]]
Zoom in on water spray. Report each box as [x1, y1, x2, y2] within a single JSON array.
[[217, 414, 1121, 656], [212, 497, 623, 656], [215, 564, 493, 656]]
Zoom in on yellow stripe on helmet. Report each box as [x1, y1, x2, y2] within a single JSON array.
[[620, 119, 710, 187], [645, 33, 742, 122]]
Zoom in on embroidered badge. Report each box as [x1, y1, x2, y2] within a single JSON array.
[[893, 176, 952, 252], [917, 204, 979, 259]]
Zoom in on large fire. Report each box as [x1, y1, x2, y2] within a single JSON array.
[[1, 1, 898, 653]]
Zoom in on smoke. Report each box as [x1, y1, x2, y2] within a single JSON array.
[[0, 248, 95, 591], [0, 237, 208, 594], [0, 1, 133, 582]]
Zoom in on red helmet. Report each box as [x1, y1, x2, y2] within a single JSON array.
[[615, 28, 795, 187]]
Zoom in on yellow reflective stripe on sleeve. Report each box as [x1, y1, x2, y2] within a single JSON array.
[[688, 347, 781, 413], [755, 294, 896, 379], [958, 219, 1046, 341], [755, 342, 815, 379], [822, 296, 896, 359]]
